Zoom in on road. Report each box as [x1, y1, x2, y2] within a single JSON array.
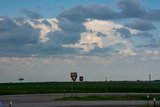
[[0, 93, 160, 107]]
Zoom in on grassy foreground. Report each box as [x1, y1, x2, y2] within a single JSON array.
[[0, 81, 160, 95]]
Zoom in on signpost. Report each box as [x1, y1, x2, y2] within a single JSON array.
[[147, 95, 149, 107], [149, 74, 151, 95], [19, 77, 24, 83], [9, 101, 12, 107], [70, 72, 78, 97], [79, 76, 83, 82], [153, 98, 156, 107], [70, 72, 78, 82]]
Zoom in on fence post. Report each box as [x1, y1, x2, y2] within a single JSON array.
[[9, 101, 12, 107], [153, 98, 156, 107]]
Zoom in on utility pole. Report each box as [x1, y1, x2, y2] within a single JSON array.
[[149, 74, 151, 82], [149, 74, 151, 95], [105, 77, 107, 93]]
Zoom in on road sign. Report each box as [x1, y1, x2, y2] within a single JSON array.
[[79, 76, 83, 82], [70, 72, 78, 82]]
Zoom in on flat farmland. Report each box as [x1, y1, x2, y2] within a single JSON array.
[[0, 81, 160, 95]]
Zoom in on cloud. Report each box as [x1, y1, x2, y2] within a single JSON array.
[[125, 19, 156, 31], [144, 50, 160, 56], [0, 17, 40, 56], [0, 17, 39, 44], [116, 28, 131, 38], [118, 0, 146, 18], [57, 2, 160, 22], [58, 18, 85, 32], [54, 4, 119, 49], [22, 9, 43, 19], [118, 0, 160, 21], [145, 9, 160, 21], [57, 4, 118, 21], [63, 19, 137, 56], [26, 18, 60, 42], [0, 2, 160, 59], [136, 38, 160, 49]]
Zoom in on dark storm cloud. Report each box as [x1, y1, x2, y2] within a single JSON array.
[[58, 18, 85, 32], [0, 1, 160, 57], [116, 27, 153, 39], [0, 17, 77, 57], [22, 9, 42, 19], [56, 1, 160, 45], [0, 17, 39, 44], [118, 0, 146, 18], [57, 4, 118, 21], [118, 0, 160, 21], [125, 19, 156, 31], [0, 17, 40, 56], [57, 1, 160, 22], [145, 9, 160, 21], [14, 17, 25, 24], [54, 4, 119, 49], [48, 30, 81, 45]]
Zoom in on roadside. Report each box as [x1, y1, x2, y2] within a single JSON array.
[[0, 93, 160, 107]]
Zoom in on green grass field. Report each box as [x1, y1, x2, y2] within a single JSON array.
[[0, 81, 160, 95]]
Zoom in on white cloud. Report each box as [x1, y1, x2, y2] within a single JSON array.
[[25, 18, 60, 42], [0, 57, 37, 65], [63, 19, 138, 56], [0, 54, 116, 66], [145, 50, 160, 56], [119, 47, 136, 56], [63, 32, 103, 52], [0, 18, 4, 21], [84, 19, 140, 35]]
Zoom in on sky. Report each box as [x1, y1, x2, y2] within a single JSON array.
[[0, 0, 160, 83]]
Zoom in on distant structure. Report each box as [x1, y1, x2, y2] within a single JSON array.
[[70, 72, 78, 82], [79, 76, 84, 82], [19, 77, 24, 83], [149, 74, 151, 81], [105, 77, 107, 82]]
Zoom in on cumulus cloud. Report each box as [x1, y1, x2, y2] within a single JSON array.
[[63, 19, 137, 57], [26, 18, 60, 42], [0, 1, 160, 60]]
